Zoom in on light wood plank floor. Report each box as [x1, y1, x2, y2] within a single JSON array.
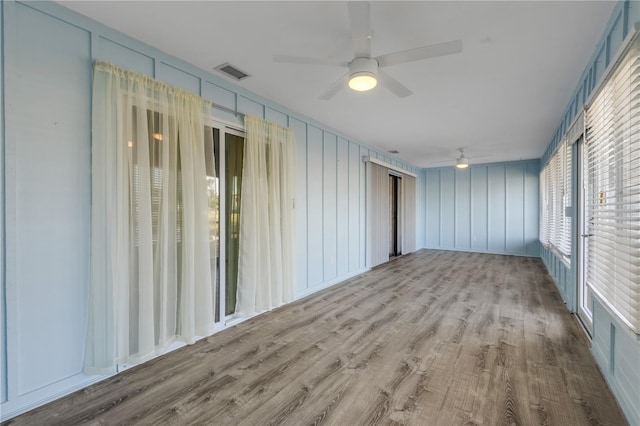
[[5, 250, 628, 425]]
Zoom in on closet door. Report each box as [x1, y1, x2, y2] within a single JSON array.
[[366, 161, 390, 267]]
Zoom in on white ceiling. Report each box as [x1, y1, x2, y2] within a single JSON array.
[[60, 1, 616, 168]]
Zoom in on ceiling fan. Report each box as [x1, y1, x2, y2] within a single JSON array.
[[273, 1, 463, 100], [426, 148, 490, 169], [456, 148, 469, 168]]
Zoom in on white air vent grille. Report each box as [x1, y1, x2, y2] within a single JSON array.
[[215, 63, 250, 81]]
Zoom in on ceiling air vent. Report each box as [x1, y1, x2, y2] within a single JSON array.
[[214, 63, 250, 81]]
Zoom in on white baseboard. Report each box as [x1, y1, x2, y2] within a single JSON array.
[[295, 268, 370, 300], [1, 373, 109, 421]]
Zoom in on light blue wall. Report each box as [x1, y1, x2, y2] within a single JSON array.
[[591, 300, 640, 424], [539, 2, 640, 424], [424, 160, 540, 257], [0, 0, 421, 419]]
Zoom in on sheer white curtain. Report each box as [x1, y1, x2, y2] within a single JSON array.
[[236, 115, 295, 315], [85, 62, 215, 374]]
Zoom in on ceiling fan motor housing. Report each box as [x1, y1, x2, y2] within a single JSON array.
[[349, 57, 379, 79]]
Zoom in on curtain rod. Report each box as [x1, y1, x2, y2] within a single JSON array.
[[210, 101, 245, 118], [363, 156, 417, 178]]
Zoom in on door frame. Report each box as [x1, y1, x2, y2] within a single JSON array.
[[388, 172, 402, 257], [576, 136, 593, 336], [204, 118, 245, 325]]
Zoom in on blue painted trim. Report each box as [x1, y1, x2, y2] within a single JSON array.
[[304, 121, 310, 291], [541, 0, 629, 167], [610, 323, 616, 374], [19, 1, 422, 175], [0, 0, 6, 406], [540, 4, 639, 423], [0, 0, 422, 419], [424, 160, 540, 257], [423, 158, 538, 171], [540, 246, 572, 306], [591, 296, 640, 425]]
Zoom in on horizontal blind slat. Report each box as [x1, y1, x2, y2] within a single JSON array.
[[585, 39, 640, 334]]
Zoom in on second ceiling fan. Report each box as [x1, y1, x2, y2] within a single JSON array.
[[274, 1, 463, 100]]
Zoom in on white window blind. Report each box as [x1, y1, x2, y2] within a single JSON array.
[[560, 137, 572, 256], [539, 168, 549, 246], [585, 36, 640, 334], [540, 138, 572, 264]]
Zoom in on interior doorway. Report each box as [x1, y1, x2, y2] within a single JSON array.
[[389, 174, 402, 257]]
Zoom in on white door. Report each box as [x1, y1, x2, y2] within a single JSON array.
[[576, 138, 593, 335]]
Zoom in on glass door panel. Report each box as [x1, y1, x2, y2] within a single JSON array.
[[577, 138, 593, 335], [224, 133, 244, 316]]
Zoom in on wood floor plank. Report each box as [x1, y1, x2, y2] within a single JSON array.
[[3, 250, 629, 426]]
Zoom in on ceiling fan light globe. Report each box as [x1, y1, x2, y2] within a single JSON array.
[[456, 157, 469, 168], [349, 73, 377, 91]]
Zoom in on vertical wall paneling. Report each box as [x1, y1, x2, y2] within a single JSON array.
[[0, 0, 5, 405], [439, 168, 455, 248], [264, 107, 287, 128], [591, 299, 640, 425], [290, 118, 308, 293], [359, 146, 368, 269], [155, 62, 201, 94], [0, 1, 421, 418], [425, 169, 441, 248], [415, 170, 426, 249], [425, 161, 538, 256], [630, 0, 640, 33], [3, 0, 17, 404], [322, 132, 337, 281], [336, 137, 349, 277], [11, 3, 91, 395], [454, 167, 471, 250], [96, 37, 154, 77], [539, 4, 640, 422], [608, 13, 624, 64], [471, 166, 489, 252], [505, 164, 525, 253], [487, 165, 507, 253], [202, 81, 239, 124], [594, 46, 607, 101], [348, 142, 360, 271], [306, 126, 324, 287], [237, 95, 264, 118]]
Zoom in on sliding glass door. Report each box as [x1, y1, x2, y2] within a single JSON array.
[[389, 174, 402, 257], [205, 121, 245, 321], [224, 132, 244, 316]]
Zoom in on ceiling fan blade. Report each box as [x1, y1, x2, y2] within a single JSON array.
[[348, 1, 372, 58], [273, 54, 348, 67], [378, 70, 413, 98], [426, 159, 456, 166], [376, 39, 463, 68], [319, 73, 349, 100]]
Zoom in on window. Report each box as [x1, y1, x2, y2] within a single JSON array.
[[87, 62, 233, 373], [584, 36, 640, 334], [540, 137, 572, 265], [223, 132, 245, 316]]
